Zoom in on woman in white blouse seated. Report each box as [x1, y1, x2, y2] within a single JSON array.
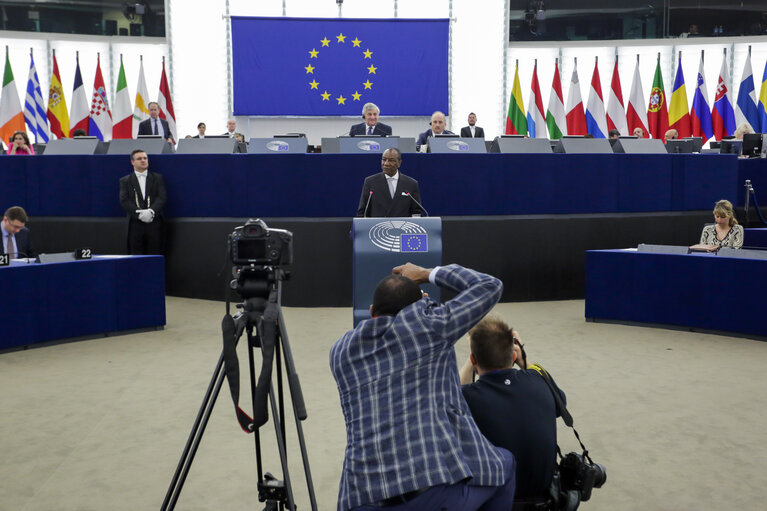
[[699, 199, 743, 249]]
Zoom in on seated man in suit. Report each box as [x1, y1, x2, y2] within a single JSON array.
[[2, 206, 36, 258], [460, 112, 485, 139], [224, 119, 237, 137], [349, 102, 393, 136], [357, 148, 425, 217], [416, 111, 454, 149], [137, 102, 174, 143], [119, 149, 167, 255], [193, 122, 206, 138]]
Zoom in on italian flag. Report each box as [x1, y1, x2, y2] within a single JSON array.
[[112, 56, 133, 139], [0, 48, 25, 148], [505, 62, 527, 135]]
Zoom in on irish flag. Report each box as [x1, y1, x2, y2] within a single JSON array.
[[0, 48, 25, 148], [506, 61, 527, 135]]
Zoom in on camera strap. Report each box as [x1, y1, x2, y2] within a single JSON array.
[[531, 364, 594, 464], [222, 313, 255, 433]]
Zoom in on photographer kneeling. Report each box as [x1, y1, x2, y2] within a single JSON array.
[[460, 315, 564, 511]]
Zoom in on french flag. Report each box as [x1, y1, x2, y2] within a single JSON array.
[[690, 52, 713, 144], [585, 58, 608, 138], [712, 50, 736, 141], [70, 53, 90, 135]]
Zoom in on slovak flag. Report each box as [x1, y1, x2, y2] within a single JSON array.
[[711, 51, 736, 141], [88, 55, 112, 141]]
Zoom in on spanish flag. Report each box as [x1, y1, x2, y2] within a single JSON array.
[[668, 53, 691, 138], [0, 47, 25, 148], [46, 51, 70, 139]]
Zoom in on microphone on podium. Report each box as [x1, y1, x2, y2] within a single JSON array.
[[401, 192, 428, 217], [363, 190, 373, 217]]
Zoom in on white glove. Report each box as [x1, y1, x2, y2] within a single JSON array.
[[137, 209, 153, 223]]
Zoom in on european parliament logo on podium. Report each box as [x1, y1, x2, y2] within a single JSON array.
[[352, 218, 442, 326]]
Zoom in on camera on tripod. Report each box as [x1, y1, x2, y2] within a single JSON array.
[[231, 218, 293, 267]]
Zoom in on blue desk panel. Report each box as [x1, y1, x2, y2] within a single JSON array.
[[585, 249, 767, 338], [0, 256, 166, 349], [0, 153, 748, 218]]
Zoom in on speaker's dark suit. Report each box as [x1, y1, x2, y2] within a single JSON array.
[[2, 226, 36, 258], [349, 122, 393, 137], [460, 125, 485, 139], [356, 172, 425, 217], [119, 171, 167, 255], [138, 117, 173, 140], [416, 129, 455, 147]]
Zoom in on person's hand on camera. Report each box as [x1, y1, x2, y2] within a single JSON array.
[[512, 330, 526, 369], [392, 262, 431, 284]]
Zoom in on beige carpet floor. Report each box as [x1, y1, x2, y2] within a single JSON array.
[[1, 296, 765, 510]]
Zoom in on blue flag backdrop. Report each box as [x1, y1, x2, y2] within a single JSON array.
[[231, 17, 449, 116]]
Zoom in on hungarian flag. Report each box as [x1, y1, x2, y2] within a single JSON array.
[[88, 54, 112, 141], [646, 56, 669, 139], [46, 51, 70, 139], [157, 59, 176, 142], [112, 56, 133, 139], [505, 62, 527, 135], [565, 61, 587, 136], [70, 54, 90, 136], [546, 59, 566, 139], [0, 48, 25, 148]]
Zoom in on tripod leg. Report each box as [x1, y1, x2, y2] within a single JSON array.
[[162, 353, 227, 510]]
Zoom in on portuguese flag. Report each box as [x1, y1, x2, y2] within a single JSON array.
[[646, 55, 669, 139]]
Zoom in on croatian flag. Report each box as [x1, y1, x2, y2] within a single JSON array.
[[88, 55, 112, 141], [690, 53, 713, 144], [711, 51, 736, 141], [585, 59, 608, 138]]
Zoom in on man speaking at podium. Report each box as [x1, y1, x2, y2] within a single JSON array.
[[356, 148, 425, 217]]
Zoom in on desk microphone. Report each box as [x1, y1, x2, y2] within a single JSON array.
[[363, 190, 373, 217], [401, 192, 428, 217]]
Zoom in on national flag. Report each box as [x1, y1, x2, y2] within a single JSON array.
[[0, 48, 26, 149], [711, 51, 736, 141], [606, 56, 628, 135], [505, 61, 527, 135], [735, 51, 759, 133], [132, 57, 150, 138], [526, 61, 547, 138], [157, 59, 176, 142], [46, 51, 70, 139], [565, 61, 587, 136], [585, 59, 608, 138], [546, 59, 566, 139], [112, 56, 132, 139], [88, 54, 112, 141], [668, 54, 692, 138], [70, 54, 90, 136], [626, 57, 649, 137], [690, 53, 713, 144], [24, 51, 49, 143], [646, 56, 669, 139], [759, 61, 767, 134]]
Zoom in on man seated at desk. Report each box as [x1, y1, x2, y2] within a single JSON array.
[[2, 206, 36, 259], [349, 102, 392, 137], [357, 148, 425, 217], [416, 111, 454, 150]]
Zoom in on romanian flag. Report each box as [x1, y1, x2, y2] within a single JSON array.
[[646, 56, 669, 140], [0, 48, 25, 148], [506, 61, 527, 135], [668, 54, 691, 138], [46, 51, 70, 139]]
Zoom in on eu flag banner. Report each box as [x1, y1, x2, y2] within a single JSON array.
[[400, 234, 428, 253], [231, 17, 449, 116]]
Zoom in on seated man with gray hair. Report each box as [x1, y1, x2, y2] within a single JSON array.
[[349, 102, 393, 136]]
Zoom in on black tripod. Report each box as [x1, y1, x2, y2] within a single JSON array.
[[162, 266, 317, 511]]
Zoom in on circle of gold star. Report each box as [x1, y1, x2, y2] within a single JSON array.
[[304, 33, 376, 105]]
